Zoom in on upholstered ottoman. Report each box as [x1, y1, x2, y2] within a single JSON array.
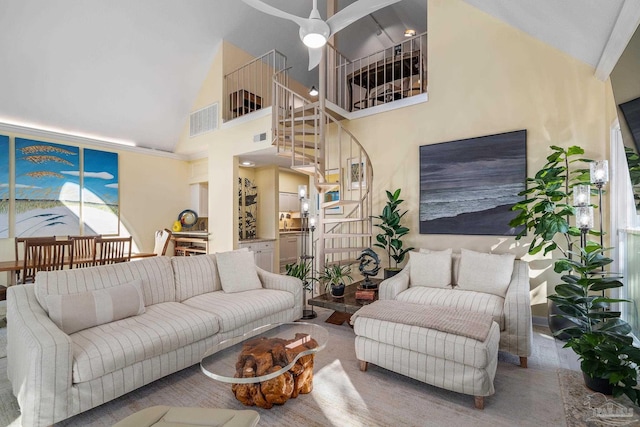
[[112, 406, 260, 427], [351, 300, 500, 409]]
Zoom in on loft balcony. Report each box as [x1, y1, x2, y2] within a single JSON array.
[[223, 31, 427, 124]]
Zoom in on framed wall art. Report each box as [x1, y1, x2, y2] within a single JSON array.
[[348, 157, 367, 190], [419, 130, 527, 236], [15, 138, 80, 237], [83, 149, 119, 235], [323, 168, 343, 214], [0, 135, 8, 238]]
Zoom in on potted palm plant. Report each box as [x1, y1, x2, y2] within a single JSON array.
[[549, 241, 640, 404], [373, 189, 414, 279], [319, 263, 353, 298]]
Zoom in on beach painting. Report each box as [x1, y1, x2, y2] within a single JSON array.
[[324, 168, 343, 214], [0, 135, 9, 237], [83, 149, 119, 235], [419, 130, 527, 235], [15, 138, 80, 237]]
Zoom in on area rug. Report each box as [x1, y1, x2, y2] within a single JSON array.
[[558, 369, 640, 427], [0, 310, 568, 427]]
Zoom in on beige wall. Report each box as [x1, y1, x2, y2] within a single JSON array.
[[341, 0, 613, 318], [279, 169, 309, 194], [0, 131, 190, 285]]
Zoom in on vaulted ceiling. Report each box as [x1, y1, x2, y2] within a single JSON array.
[[0, 0, 638, 153]]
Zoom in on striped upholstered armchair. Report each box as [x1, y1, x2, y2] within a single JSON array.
[[378, 248, 533, 367]]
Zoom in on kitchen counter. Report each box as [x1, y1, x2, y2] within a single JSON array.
[[173, 231, 209, 237], [239, 237, 276, 243]]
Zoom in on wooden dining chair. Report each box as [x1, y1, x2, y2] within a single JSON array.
[[68, 235, 99, 268], [15, 236, 57, 284], [153, 228, 172, 256], [21, 239, 73, 284], [96, 236, 132, 265]]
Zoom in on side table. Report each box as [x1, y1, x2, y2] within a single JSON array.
[[308, 278, 382, 325]]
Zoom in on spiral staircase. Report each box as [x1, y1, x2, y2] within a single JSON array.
[[272, 80, 373, 272]]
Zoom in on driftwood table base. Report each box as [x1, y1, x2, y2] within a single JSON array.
[[231, 333, 317, 409]]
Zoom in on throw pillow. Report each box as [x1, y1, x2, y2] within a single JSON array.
[[216, 248, 263, 293], [457, 249, 516, 297], [46, 279, 145, 335], [410, 249, 452, 288]]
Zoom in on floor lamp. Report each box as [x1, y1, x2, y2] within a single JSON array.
[[590, 160, 609, 251], [299, 186, 317, 320]]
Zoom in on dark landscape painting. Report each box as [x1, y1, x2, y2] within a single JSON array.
[[419, 130, 527, 235]]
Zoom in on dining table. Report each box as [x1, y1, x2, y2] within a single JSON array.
[[0, 252, 157, 291]]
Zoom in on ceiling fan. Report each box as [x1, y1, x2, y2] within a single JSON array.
[[242, 0, 403, 70]]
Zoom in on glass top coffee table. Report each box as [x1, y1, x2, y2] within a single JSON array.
[[200, 322, 328, 408]]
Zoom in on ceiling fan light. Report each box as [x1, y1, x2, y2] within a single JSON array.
[[303, 33, 327, 48]]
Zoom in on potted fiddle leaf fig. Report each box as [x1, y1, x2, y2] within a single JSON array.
[[548, 241, 640, 404], [509, 145, 592, 337], [373, 189, 415, 279], [319, 263, 353, 298]]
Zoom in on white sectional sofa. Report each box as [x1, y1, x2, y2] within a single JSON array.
[[7, 251, 303, 427]]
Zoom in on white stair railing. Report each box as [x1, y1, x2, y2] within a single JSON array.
[[273, 79, 373, 273]]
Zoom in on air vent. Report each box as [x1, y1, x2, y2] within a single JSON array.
[[253, 132, 267, 142], [189, 103, 218, 137]]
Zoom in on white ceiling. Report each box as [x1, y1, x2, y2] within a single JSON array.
[[0, 0, 638, 155]]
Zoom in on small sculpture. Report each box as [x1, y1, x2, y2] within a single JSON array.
[[357, 248, 380, 289]]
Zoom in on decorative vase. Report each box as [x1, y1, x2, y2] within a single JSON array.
[[331, 283, 345, 298], [384, 268, 401, 279], [583, 372, 614, 395]]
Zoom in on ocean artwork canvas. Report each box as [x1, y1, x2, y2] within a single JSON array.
[[15, 138, 80, 237], [419, 130, 527, 235], [83, 149, 119, 235], [0, 135, 9, 238]]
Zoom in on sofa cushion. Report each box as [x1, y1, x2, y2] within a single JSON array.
[[216, 249, 262, 293], [457, 249, 515, 297], [410, 249, 452, 288], [70, 302, 220, 383], [396, 287, 505, 330], [172, 254, 222, 301], [35, 256, 176, 313], [47, 279, 145, 334], [182, 289, 295, 332]]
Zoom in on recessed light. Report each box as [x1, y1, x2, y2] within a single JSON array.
[[404, 29, 416, 37]]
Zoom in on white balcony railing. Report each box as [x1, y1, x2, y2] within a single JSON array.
[[223, 50, 288, 122], [327, 32, 427, 112]]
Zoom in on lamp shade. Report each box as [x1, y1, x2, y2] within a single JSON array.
[[298, 185, 307, 199], [301, 200, 310, 213], [576, 206, 594, 230], [573, 184, 590, 207], [590, 160, 609, 185]]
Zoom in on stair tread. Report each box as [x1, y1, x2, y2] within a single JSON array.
[[324, 247, 368, 254], [322, 218, 370, 224], [276, 151, 316, 162], [322, 200, 359, 208], [291, 165, 318, 176], [323, 233, 372, 238]]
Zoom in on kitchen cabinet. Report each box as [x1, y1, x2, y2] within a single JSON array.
[[239, 240, 274, 272], [279, 233, 301, 271], [279, 192, 299, 212]]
